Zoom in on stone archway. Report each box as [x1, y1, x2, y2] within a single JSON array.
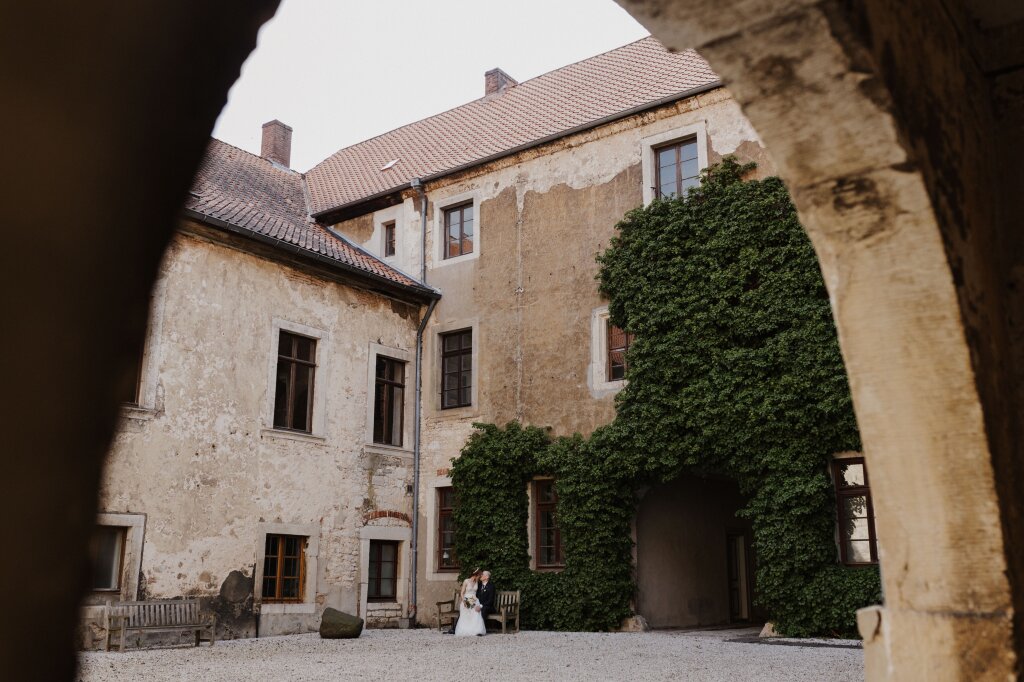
[[634, 475, 755, 629], [616, 1, 1024, 678], [3, 1, 1021, 679]]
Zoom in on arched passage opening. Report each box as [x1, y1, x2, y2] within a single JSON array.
[[635, 475, 757, 629]]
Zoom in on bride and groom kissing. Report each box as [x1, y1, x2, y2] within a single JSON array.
[[453, 568, 495, 637]]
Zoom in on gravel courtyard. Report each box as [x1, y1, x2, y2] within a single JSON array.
[[77, 627, 863, 681]]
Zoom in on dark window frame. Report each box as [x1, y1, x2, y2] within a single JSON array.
[[654, 137, 700, 199], [442, 202, 474, 260], [89, 525, 127, 592], [261, 534, 307, 603], [273, 330, 316, 433], [121, 345, 144, 406], [534, 479, 564, 569], [440, 329, 472, 409], [383, 221, 396, 257], [437, 487, 459, 572], [607, 321, 634, 382], [373, 356, 406, 446], [832, 457, 879, 566], [368, 540, 400, 602]]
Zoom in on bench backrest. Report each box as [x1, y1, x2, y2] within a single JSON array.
[[107, 599, 202, 627], [496, 590, 520, 613]]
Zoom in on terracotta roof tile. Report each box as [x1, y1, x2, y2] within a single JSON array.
[[305, 38, 719, 215], [185, 139, 430, 295]]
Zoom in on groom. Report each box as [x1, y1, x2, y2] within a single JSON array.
[[476, 570, 496, 630]]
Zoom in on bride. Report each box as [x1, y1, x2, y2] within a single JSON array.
[[453, 568, 487, 636]]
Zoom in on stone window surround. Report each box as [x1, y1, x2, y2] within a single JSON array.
[[364, 341, 414, 458], [83, 512, 146, 606], [373, 203, 404, 264], [358, 525, 411, 619], [425, 317, 480, 417], [588, 305, 626, 398], [261, 318, 330, 441], [425, 476, 460, 582], [526, 476, 562, 573], [431, 188, 481, 268], [254, 521, 320, 615], [640, 123, 709, 206], [120, 276, 168, 421], [830, 451, 877, 565]]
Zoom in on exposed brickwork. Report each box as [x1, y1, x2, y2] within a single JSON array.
[[485, 68, 518, 96], [260, 119, 292, 168], [362, 509, 411, 525]]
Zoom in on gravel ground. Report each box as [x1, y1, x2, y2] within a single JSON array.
[[77, 627, 862, 681]]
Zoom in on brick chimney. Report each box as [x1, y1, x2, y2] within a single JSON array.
[[261, 119, 292, 167], [484, 68, 518, 96]]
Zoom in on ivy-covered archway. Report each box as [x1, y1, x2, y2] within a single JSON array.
[[450, 160, 881, 636]]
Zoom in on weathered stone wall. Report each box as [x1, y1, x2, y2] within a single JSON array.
[[81, 226, 421, 647], [334, 91, 771, 620]]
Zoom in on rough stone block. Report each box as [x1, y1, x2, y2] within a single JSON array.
[[319, 608, 363, 639]]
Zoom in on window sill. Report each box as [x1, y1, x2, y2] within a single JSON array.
[[120, 405, 156, 421], [261, 428, 327, 445], [259, 602, 316, 614], [432, 405, 479, 421], [366, 601, 401, 608], [434, 250, 480, 269], [534, 566, 565, 573], [590, 378, 626, 399], [364, 442, 414, 459]]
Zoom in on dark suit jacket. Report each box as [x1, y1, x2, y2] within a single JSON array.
[[477, 581, 496, 617]]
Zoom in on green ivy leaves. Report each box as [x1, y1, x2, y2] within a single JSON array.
[[448, 159, 880, 637]]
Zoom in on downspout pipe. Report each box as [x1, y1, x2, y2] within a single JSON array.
[[409, 177, 434, 623]]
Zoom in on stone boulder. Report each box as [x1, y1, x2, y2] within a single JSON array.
[[319, 608, 363, 639]]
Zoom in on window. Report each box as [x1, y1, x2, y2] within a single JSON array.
[[607, 322, 634, 382], [441, 329, 472, 409], [833, 458, 878, 565], [437, 487, 459, 571], [373, 356, 405, 446], [89, 526, 126, 591], [384, 221, 396, 257], [274, 330, 316, 432], [655, 138, 700, 199], [534, 479, 564, 568], [262, 534, 306, 602], [121, 347, 143, 405], [368, 540, 399, 601], [443, 203, 474, 259]]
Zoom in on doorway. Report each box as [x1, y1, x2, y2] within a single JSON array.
[[634, 474, 753, 628]]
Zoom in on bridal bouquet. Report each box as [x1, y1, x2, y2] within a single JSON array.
[[463, 596, 477, 609]]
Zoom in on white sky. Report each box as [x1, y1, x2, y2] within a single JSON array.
[[212, 0, 649, 172]]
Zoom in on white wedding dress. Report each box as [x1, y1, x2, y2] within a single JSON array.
[[454, 579, 487, 636]]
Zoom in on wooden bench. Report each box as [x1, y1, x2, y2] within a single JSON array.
[[487, 590, 520, 634], [104, 599, 216, 651], [435, 589, 520, 634]]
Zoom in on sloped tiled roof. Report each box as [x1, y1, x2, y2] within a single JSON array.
[[305, 37, 719, 216], [185, 139, 433, 296]]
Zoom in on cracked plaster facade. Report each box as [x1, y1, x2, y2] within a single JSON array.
[[332, 89, 774, 619], [80, 224, 422, 647]]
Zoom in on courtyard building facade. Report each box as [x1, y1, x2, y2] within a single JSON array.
[[84, 37, 876, 645]]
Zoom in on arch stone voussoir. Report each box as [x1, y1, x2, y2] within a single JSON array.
[[617, 0, 1019, 678]]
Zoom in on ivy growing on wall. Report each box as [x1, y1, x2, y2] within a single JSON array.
[[450, 158, 881, 636]]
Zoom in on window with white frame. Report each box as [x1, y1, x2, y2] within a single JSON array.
[[641, 124, 708, 206], [273, 330, 317, 432]]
